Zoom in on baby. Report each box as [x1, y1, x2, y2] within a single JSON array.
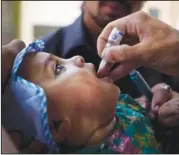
[[10, 40, 161, 153]]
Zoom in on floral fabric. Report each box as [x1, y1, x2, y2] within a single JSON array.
[[77, 94, 161, 154]]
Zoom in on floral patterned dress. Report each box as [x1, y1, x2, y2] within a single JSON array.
[[77, 94, 161, 154]]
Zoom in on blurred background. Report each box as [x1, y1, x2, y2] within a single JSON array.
[[2, 1, 179, 45]]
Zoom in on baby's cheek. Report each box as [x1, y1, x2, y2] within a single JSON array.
[[47, 100, 60, 122], [71, 83, 101, 106], [45, 90, 66, 121], [68, 75, 102, 99]]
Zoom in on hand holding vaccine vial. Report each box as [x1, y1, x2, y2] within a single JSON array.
[[97, 28, 124, 77], [97, 28, 153, 103]]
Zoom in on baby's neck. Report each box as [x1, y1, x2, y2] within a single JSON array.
[[85, 116, 116, 147]]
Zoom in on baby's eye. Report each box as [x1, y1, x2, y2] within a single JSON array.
[[54, 63, 66, 76]]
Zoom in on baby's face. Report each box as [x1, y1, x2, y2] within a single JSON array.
[[18, 52, 120, 146]]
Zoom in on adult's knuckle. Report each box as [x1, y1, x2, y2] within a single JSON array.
[[136, 11, 148, 23]]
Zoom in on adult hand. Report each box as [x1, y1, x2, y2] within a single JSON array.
[[158, 94, 179, 127], [2, 39, 25, 91], [97, 11, 179, 80], [135, 83, 172, 119], [2, 127, 18, 153], [2, 39, 25, 153]]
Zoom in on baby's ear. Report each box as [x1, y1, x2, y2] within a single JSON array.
[[52, 119, 70, 143]]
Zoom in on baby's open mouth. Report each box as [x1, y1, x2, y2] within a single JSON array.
[[88, 63, 113, 84], [99, 77, 113, 84]]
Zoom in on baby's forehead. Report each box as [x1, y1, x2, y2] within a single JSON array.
[[17, 51, 61, 83], [17, 52, 49, 77], [21, 52, 53, 67], [25, 51, 49, 61]]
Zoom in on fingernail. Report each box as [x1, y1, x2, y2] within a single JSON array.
[[101, 43, 111, 58], [101, 48, 108, 58], [98, 59, 107, 71], [150, 113, 156, 119]]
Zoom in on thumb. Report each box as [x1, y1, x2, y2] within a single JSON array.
[[3, 39, 26, 55], [8, 39, 26, 53], [102, 44, 142, 64], [109, 61, 138, 80]]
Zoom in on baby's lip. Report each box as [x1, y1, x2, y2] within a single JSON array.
[[97, 61, 113, 78], [88, 64, 113, 84], [88, 63, 113, 84], [99, 77, 113, 84]]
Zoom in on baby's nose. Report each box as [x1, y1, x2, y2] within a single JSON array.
[[72, 56, 85, 67]]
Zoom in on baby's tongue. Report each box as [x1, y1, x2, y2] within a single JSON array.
[[99, 77, 113, 84]]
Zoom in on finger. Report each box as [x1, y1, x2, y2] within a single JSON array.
[[135, 95, 146, 101], [151, 83, 167, 92], [158, 99, 179, 127], [168, 98, 179, 103], [159, 100, 179, 117], [97, 62, 112, 78], [108, 61, 138, 80], [102, 44, 142, 64], [159, 112, 179, 127], [135, 96, 148, 109], [135, 96, 146, 103], [8, 39, 26, 53], [97, 24, 114, 56], [97, 44, 140, 79], [135, 96, 155, 118], [148, 110, 156, 119], [2, 39, 26, 55], [97, 14, 130, 56], [151, 89, 171, 113]]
